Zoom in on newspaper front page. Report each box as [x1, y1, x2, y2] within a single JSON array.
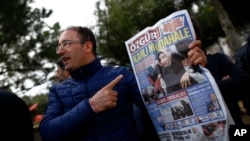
[[125, 10, 233, 141]]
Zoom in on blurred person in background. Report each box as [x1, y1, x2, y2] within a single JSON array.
[[235, 35, 250, 116], [55, 58, 71, 82], [191, 16, 250, 125]]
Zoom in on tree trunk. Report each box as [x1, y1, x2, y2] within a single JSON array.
[[210, 0, 242, 60]]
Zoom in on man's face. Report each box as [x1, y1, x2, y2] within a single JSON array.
[[57, 30, 86, 71], [210, 94, 216, 102], [55, 67, 68, 82]]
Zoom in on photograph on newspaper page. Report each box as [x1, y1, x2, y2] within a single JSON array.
[[125, 10, 231, 141]]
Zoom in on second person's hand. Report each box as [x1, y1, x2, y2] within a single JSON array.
[[188, 40, 207, 67]]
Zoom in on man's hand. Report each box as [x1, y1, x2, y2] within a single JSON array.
[[222, 75, 230, 80], [188, 40, 207, 67], [89, 75, 123, 113]]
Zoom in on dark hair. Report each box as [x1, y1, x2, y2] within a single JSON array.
[[62, 26, 97, 56], [56, 58, 65, 70], [175, 39, 193, 58], [157, 51, 164, 63]]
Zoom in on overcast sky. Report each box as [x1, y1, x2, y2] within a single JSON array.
[[31, 0, 99, 29]]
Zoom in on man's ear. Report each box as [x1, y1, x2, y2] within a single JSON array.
[[84, 41, 93, 52]]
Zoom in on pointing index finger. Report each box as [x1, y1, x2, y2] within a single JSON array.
[[104, 75, 123, 90]]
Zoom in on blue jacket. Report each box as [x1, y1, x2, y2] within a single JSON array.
[[39, 58, 147, 141]]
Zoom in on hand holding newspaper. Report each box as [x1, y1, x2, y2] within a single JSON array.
[[125, 10, 234, 141]]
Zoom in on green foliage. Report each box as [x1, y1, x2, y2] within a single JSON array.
[[188, 0, 224, 49], [96, 0, 177, 66], [30, 94, 48, 114], [94, 0, 208, 66], [1, 0, 249, 95], [0, 0, 61, 93], [22, 94, 48, 125], [95, 0, 250, 66]]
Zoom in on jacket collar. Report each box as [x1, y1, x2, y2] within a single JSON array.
[[70, 58, 102, 80]]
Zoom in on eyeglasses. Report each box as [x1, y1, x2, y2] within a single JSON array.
[[56, 40, 87, 53]]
